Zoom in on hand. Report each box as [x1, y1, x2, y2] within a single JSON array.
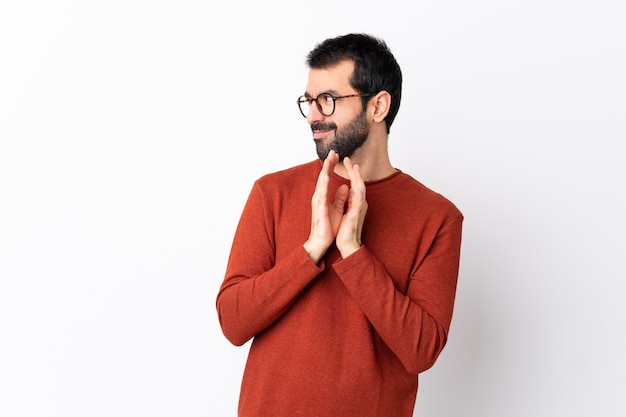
[[335, 156, 368, 258], [304, 150, 349, 264], [303, 151, 368, 264]]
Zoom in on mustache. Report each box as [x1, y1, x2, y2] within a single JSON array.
[[311, 122, 337, 132]]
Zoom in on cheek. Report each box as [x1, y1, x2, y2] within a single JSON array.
[[333, 114, 357, 130]]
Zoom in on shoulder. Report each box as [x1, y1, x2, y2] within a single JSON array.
[[379, 171, 463, 221]]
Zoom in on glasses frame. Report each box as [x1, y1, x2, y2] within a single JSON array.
[[297, 92, 374, 118]]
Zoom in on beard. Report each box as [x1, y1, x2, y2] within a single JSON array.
[[312, 111, 369, 161]]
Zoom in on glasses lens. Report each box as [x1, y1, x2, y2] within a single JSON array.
[[297, 94, 336, 117], [298, 96, 310, 117], [318, 94, 334, 116]]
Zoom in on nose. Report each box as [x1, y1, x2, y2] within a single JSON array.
[[306, 103, 325, 125]]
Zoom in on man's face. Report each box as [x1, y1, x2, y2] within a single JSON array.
[[303, 60, 370, 161]]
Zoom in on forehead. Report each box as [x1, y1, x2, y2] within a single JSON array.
[[305, 59, 355, 95]]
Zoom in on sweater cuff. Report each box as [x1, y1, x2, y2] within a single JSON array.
[[332, 245, 369, 272], [299, 244, 326, 273]]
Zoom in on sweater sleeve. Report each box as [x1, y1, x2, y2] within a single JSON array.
[[216, 181, 323, 346], [333, 213, 463, 375]]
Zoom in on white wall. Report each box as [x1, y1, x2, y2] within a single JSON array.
[[1, 1, 624, 416]]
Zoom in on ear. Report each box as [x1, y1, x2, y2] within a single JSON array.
[[370, 90, 391, 123]]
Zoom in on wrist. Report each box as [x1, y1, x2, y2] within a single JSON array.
[[303, 239, 325, 265], [338, 242, 361, 259]]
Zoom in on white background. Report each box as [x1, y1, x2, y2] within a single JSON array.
[[1, 1, 625, 416]]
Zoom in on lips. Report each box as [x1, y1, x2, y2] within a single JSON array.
[[312, 129, 332, 140], [311, 122, 336, 139]]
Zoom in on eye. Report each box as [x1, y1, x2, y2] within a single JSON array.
[[320, 94, 334, 103]]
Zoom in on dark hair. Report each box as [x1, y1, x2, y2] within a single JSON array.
[[306, 33, 402, 133]]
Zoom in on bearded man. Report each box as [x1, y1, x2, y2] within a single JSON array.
[[216, 33, 463, 417]]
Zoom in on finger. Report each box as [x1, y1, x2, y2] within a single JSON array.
[[323, 150, 339, 174], [344, 158, 366, 202], [352, 163, 365, 197], [347, 171, 367, 233], [314, 151, 336, 202], [343, 155, 351, 168]]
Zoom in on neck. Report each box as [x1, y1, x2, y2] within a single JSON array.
[[333, 135, 396, 182]]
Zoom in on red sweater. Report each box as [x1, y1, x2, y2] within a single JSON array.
[[216, 160, 463, 417]]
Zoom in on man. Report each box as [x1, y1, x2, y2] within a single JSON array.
[[216, 33, 463, 417]]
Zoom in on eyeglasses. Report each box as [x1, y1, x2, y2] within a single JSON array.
[[297, 92, 373, 118]]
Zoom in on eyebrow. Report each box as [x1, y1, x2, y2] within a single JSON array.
[[303, 89, 342, 97]]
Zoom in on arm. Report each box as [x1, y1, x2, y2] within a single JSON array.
[[217, 153, 352, 346], [216, 181, 323, 346], [334, 214, 463, 375]]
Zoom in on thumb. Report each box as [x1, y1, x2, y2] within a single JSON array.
[[333, 184, 349, 213]]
